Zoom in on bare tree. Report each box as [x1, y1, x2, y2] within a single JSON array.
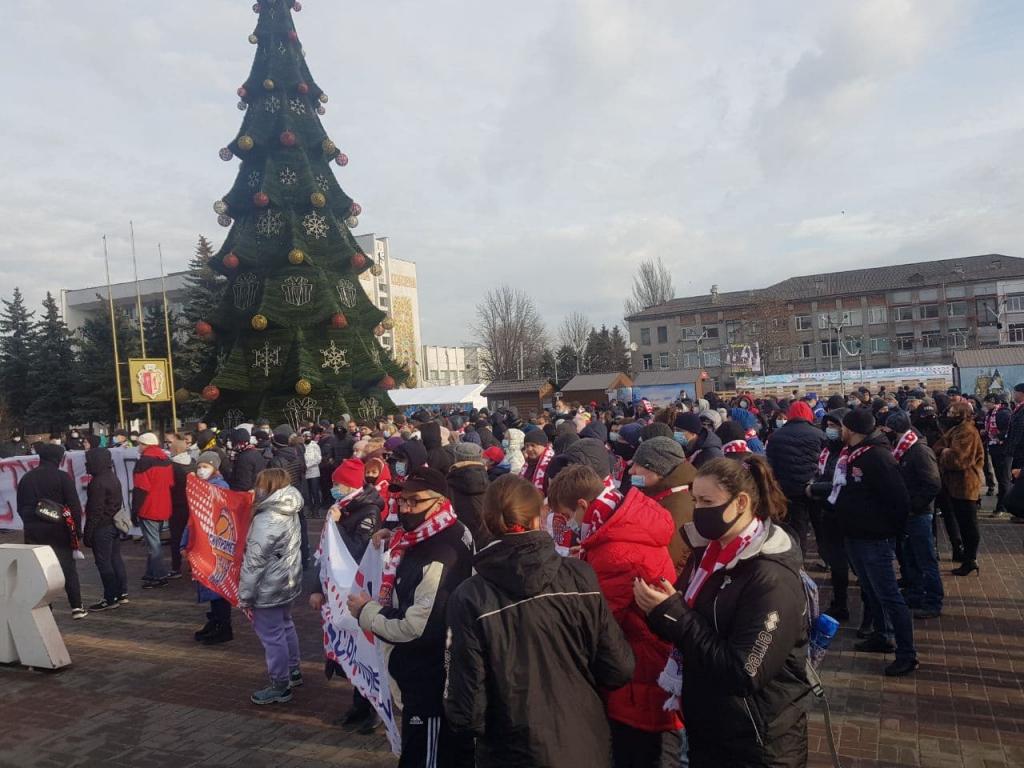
[[738, 297, 794, 376], [473, 286, 548, 382], [559, 312, 590, 375], [624, 257, 675, 318]]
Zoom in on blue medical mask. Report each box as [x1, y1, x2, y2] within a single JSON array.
[[394, 461, 408, 477], [330, 487, 346, 501], [673, 431, 689, 447], [501, 440, 509, 449], [825, 427, 841, 442], [630, 474, 646, 488]]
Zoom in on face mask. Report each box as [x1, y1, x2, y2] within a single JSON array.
[[71, 432, 79, 439], [825, 427, 841, 442], [681, 521, 709, 549], [693, 497, 741, 541], [673, 431, 690, 448], [12, 436, 20, 443], [630, 474, 646, 488], [196, 466, 214, 480], [501, 440, 509, 449], [400, 510, 429, 532], [394, 461, 407, 477], [775, 418, 787, 428]]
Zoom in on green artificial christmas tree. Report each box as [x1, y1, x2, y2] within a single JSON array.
[[196, 0, 407, 428]]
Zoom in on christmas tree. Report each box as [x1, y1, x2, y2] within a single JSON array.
[[195, 0, 407, 429]]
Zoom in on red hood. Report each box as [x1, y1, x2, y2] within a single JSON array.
[[582, 488, 674, 551], [787, 401, 815, 422], [142, 445, 167, 459]]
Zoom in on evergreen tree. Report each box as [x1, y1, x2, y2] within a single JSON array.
[[588, 325, 614, 372], [74, 306, 141, 428], [539, 348, 559, 386], [177, 236, 225, 389], [196, 2, 407, 426], [555, 344, 579, 383], [25, 293, 77, 432], [0, 288, 36, 431], [609, 325, 631, 372]]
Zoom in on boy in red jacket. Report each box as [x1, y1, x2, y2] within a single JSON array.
[[132, 433, 175, 588], [548, 464, 683, 767]]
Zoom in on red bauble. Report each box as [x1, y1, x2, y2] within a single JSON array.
[[280, 130, 297, 147], [297, 82, 309, 94], [288, 30, 299, 42], [350, 202, 362, 216], [335, 152, 349, 166], [223, 253, 239, 269], [350, 253, 367, 270], [253, 191, 269, 207], [237, 86, 247, 98], [202, 385, 220, 402], [252, 2, 260, 12], [330, 312, 348, 329], [195, 321, 212, 337], [378, 375, 396, 391]]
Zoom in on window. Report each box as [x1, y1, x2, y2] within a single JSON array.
[[820, 309, 863, 328], [868, 307, 887, 324], [820, 340, 839, 358], [948, 330, 969, 348], [640, 328, 651, 346], [921, 331, 942, 350], [921, 304, 939, 319], [657, 326, 668, 344], [846, 309, 863, 326], [680, 326, 699, 340], [642, 354, 653, 370], [703, 326, 720, 339], [795, 315, 812, 331], [972, 283, 996, 296], [726, 320, 741, 341], [658, 352, 670, 369], [378, 297, 389, 308], [682, 352, 701, 368], [746, 320, 761, 334], [1008, 295, 1024, 313], [870, 337, 890, 354], [894, 306, 914, 322], [918, 289, 938, 301], [703, 350, 722, 366], [772, 346, 787, 362], [946, 286, 966, 298], [844, 336, 863, 354], [977, 297, 998, 326], [947, 301, 967, 317], [378, 282, 388, 293], [798, 341, 813, 359], [1009, 324, 1024, 344], [896, 333, 915, 355], [890, 291, 912, 303]]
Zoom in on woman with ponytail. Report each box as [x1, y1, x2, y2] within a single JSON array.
[[633, 456, 812, 768], [444, 474, 635, 768]]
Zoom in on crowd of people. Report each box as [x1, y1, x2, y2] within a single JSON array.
[[11, 380, 1021, 767]]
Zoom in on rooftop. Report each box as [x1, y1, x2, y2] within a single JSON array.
[[481, 379, 553, 396], [561, 372, 633, 391], [953, 347, 1024, 369]]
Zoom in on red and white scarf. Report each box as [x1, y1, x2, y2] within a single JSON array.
[[827, 444, 873, 505], [580, 485, 624, 545], [684, 517, 764, 607], [520, 446, 554, 492], [723, 439, 749, 455], [986, 405, 1005, 445], [816, 446, 830, 475], [892, 430, 919, 461], [379, 501, 458, 609]]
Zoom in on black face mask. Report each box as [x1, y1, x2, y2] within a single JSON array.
[[400, 510, 429, 532], [693, 496, 741, 541]]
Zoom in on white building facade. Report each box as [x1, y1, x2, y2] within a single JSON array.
[[420, 346, 489, 386]]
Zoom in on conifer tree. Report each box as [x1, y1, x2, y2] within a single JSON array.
[[74, 306, 141, 427], [0, 288, 36, 431], [26, 293, 76, 432]]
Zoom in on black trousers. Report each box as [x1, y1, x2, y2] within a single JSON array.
[[610, 719, 663, 768], [819, 511, 850, 608], [991, 445, 1012, 511], [950, 497, 980, 562], [169, 508, 188, 572], [783, 497, 812, 559], [52, 544, 83, 610], [92, 524, 127, 602], [398, 710, 474, 768], [210, 597, 232, 625], [937, 490, 962, 549]]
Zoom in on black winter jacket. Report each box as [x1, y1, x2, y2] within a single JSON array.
[[17, 445, 82, 549], [646, 523, 810, 767], [358, 521, 474, 715], [420, 422, 453, 474], [169, 454, 195, 528], [230, 445, 266, 492], [445, 531, 635, 768], [766, 419, 826, 499], [687, 428, 723, 469], [447, 461, 491, 548], [1009, 403, 1024, 468], [895, 432, 942, 515], [911, 412, 944, 453], [269, 445, 307, 499], [84, 448, 122, 546], [833, 432, 911, 540], [313, 486, 382, 596]]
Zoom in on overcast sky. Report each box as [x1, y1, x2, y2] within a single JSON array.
[[1, 0, 1021, 346]]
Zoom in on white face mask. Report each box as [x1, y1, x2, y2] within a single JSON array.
[[196, 466, 214, 480]]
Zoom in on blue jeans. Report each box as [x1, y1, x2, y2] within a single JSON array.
[[846, 538, 916, 661], [139, 518, 166, 580], [92, 524, 128, 602], [902, 514, 943, 613]]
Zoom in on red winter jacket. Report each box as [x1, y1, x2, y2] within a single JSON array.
[[582, 488, 683, 733], [131, 445, 174, 523]]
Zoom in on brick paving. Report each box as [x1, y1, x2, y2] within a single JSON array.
[[2, 502, 1023, 768]]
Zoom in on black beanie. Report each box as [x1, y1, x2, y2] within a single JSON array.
[[885, 410, 912, 434], [524, 430, 549, 446], [1015, 383, 1024, 394], [842, 408, 876, 436]]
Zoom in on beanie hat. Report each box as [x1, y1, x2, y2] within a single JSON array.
[[1015, 383, 1024, 394], [197, 451, 221, 469], [842, 408, 876, 436], [641, 422, 674, 442], [232, 427, 251, 445], [885, 410, 912, 434], [272, 424, 294, 447], [823, 407, 849, 427], [524, 430, 549, 446], [402, 466, 449, 498], [632, 436, 687, 478], [138, 432, 159, 446], [453, 442, 484, 463], [699, 409, 723, 430], [786, 401, 815, 422], [483, 446, 505, 465], [673, 412, 703, 434], [332, 459, 366, 489]]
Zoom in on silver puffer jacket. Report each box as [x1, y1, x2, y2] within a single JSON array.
[[238, 485, 303, 608]]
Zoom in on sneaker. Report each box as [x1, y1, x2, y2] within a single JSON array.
[[856, 623, 874, 640], [913, 608, 941, 620], [289, 668, 304, 688], [88, 599, 119, 612], [142, 579, 168, 589], [251, 684, 292, 705], [356, 714, 382, 735], [116, 594, 130, 605], [194, 614, 217, 642], [336, 705, 372, 729], [855, 636, 896, 654], [165, 570, 183, 580], [885, 658, 920, 677], [71, 608, 88, 620]]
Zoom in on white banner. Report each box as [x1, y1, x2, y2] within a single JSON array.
[[0, 447, 142, 531], [319, 523, 401, 754]]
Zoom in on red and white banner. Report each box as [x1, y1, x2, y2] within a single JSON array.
[[183, 474, 253, 606]]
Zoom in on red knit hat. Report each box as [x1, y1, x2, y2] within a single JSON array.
[[483, 446, 505, 465], [332, 458, 365, 489], [786, 401, 815, 422]]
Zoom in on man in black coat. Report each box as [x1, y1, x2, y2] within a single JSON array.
[[1007, 383, 1024, 476], [167, 435, 196, 579], [983, 394, 1012, 515], [447, 443, 491, 549], [16, 443, 86, 616], [269, 425, 311, 566], [834, 409, 917, 676], [765, 401, 825, 557], [420, 421, 453, 475], [228, 428, 266, 493]]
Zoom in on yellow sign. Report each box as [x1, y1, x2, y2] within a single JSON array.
[[128, 358, 171, 403]]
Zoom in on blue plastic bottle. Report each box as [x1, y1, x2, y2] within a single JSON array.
[[808, 613, 840, 668]]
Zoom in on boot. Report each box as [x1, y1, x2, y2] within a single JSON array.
[[951, 561, 979, 576], [201, 622, 234, 645], [951, 544, 966, 563], [194, 612, 216, 642], [825, 602, 850, 622]]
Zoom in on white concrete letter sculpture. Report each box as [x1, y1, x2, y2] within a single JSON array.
[[0, 544, 72, 669]]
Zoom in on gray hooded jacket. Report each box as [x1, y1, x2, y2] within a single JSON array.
[[238, 485, 303, 608]]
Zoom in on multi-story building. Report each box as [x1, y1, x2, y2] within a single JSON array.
[[420, 345, 489, 386], [61, 272, 189, 331], [626, 254, 1024, 391]]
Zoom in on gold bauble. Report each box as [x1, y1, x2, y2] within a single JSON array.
[[373, 325, 385, 337], [237, 135, 254, 151], [370, 263, 383, 277], [263, 78, 275, 91], [319, 93, 329, 104], [288, 248, 305, 265], [251, 314, 268, 331], [248, 34, 258, 44], [310, 191, 326, 208], [295, 378, 312, 395], [322, 138, 336, 154], [381, 318, 395, 330]]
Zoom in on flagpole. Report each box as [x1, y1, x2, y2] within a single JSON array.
[[130, 220, 152, 431], [158, 243, 178, 430], [103, 236, 126, 428]]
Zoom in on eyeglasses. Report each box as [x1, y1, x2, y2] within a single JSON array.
[[397, 496, 437, 509]]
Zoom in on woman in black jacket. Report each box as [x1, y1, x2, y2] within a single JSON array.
[[84, 447, 128, 610], [634, 456, 811, 768], [445, 474, 635, 768]]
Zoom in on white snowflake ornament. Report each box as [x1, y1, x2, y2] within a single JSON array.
[[279, 167, 298, 186], [288, 98, 307, 116], [256, 210, 285, 238], [264, 95, 280, 113], [302, 211, 328, 239], [320, 340, 349, 374]]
